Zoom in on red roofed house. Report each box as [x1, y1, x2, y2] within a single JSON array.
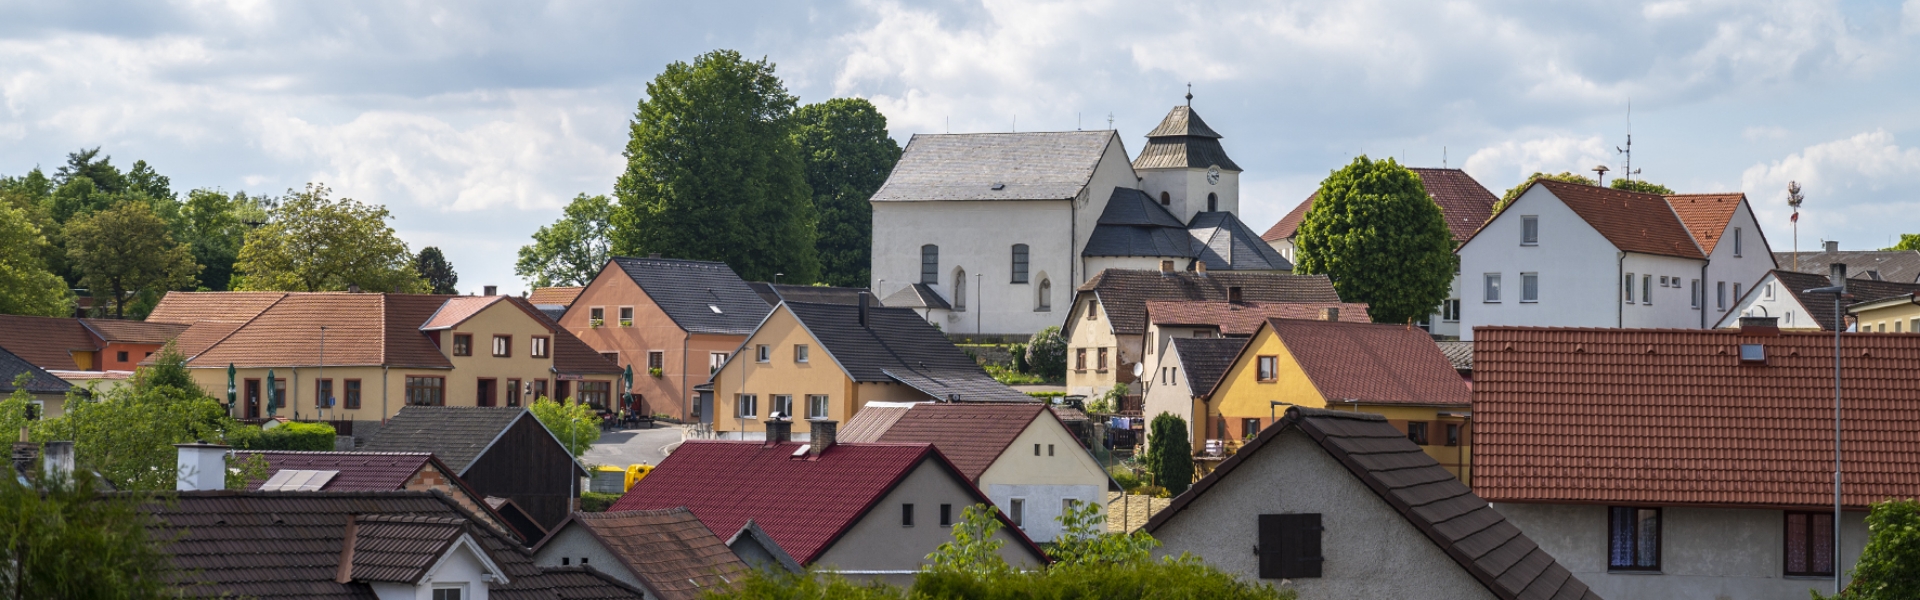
[[610, 420, 1048, 584], [0, 314, 190, 401], [839, 403, 1111, 542], [1471, 320, 1919, 598], [1454, 180, 1776, 340]]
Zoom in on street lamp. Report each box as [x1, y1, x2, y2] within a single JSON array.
[[1803, 261, 1850, 596]]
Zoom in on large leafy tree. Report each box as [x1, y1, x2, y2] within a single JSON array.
[[793, 98, 901, 287], [64, 201, 198, 318], [1887, 234, 1920, 251], [413, 246, 459, 294], [1493, 171, 1594, 215], [1294, 156, 1456, 325], [180, 189, 264, 291], [53, 147, 128, 196], [611, 49, 819, 283], [0, 468, 175, 599], [515, 193, 612, 287], [233, 183, 427, 293], [0, 203, 71, 316]]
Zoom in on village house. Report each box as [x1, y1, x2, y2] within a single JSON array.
[[1061, 269, 1341, 398], [1849, 290, 1920, 333], [1471, 320, 1920, 599], [528, 285, 585, 320], [0, 346, 72, 418], [1146, 407, 1599, 599], [532, 508, 750, 600], [839, 403, 1110, 542], [234, 449, 541, 543], [610, 420, 1049, 585], [0, 314, 189, 393], [361, 406, 589, 531], [1200, 317, 1473, 480], [707, 297, 1030, 439], [1138, 300, 1369, 393], [1262, 167, 1501, 338], [1720, 268, 1920, 331], [559, 256, 772, 422], [1455, 181, 1776, 339], [1140, 336, 1242, 456], [146, 291, 620, 425], [1776, 241, 1920, 283]]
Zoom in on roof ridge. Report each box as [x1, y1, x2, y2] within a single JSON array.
[[191, 292, 290, 364]]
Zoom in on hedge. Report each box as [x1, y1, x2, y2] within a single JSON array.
[[243, 421, 337, 451]]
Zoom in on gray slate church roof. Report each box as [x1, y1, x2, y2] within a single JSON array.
[[1083, 189, 1292, 272], [1132, 106, 1241, 172], [1187, 211, 1293, 272], [870, 131, 1118, 202]]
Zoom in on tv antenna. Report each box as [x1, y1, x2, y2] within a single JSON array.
[[1788, 181, 1806, 270], [1615, 100, 1642, 183], [1107, 113, 1114, 130]]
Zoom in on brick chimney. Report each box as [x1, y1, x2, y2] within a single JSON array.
[[764, 418, 792, 447], [175, 442, 231, 492], [484, 285, 497, 296], [809, 420, 838, 457], [1320, 307, 1340, 322], [1194, 261, 1207, 276]]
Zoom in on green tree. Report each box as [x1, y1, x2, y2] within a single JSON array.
[[1609, 178, 1673, 195], [529, 397, 601, 456], [0, 469, 174, 599], [413, 246, 459, 294], [1816, 499, 1920, 600], [1146, 413, 1194, 495], [233, 183, 427, 293], [0, 203, 71, 317], [1294, 156, 1457, 325], [1884, 234, 1920, 251], [1048, 500, 1158, 566], [1024, 326, 1067, 381], [515, 193, 612, 288], [124, 159, 173, 201], [53, 147, 127, 196], [1493, 171, 1594, 214], [180, 189, 257, 291], [64, 201, 199, 318], [924, 503, 1010, 576], [792, 98, 902, 287], [612, 49, 819, 283]]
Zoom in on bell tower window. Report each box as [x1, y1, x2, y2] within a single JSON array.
[[1159, 191, 1170, 206], [1207, 192, 1218, 212]]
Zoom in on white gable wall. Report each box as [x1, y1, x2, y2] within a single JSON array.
[[1457, 186, 1639, 339], [813, 458, 1045, 587], [977, 412, 1110, 542], [532, 523, 642, 591], [1703, 200, 1780, 326], [369, 540, 497, 600], [1141, 340, 1198, 457], [1719, 273, 1820, 329]]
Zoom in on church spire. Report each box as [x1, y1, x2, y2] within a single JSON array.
[[1186, 83, 1192, 106]]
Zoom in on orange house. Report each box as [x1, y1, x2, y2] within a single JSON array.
[[0, 314, 188, 374], [560, 257, 773, 422]]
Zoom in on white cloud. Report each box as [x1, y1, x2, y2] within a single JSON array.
[[1741, 130, 1920, 245], [1462, 133, 1613, 190]]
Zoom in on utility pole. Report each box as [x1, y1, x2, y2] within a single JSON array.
[[1804, 262, 1850, 596]]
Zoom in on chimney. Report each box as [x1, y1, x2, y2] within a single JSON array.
[[764, 418, 792, 447], [1825, 240, 1839, 253], [857, 292, 871, 327], [1228, 286, 1244, 304], [1739, 316, 1780, 337], [347, 284, 361, 293], [1320, 307, 1340, 322], [175, 442, 231, 492], [483, 285, 497, 296], [1194, 261, 1207, 276], [809, 420, 838, 457], [41, 441, 73, 484]]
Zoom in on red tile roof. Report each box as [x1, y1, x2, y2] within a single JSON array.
[[239, 451, 434, 491], [147, 291, 286, 325], [420, 296, 503, 330], [1261, 195, 1314, 242], [1257, 318, 1470, 406], [1261, 168, 1498, 244], [1473, 326, 1920, 509], [189, 293, 455, 369], [1664, 193, 1745, 255], [0, 314, 98, 370], [1147, 300, 1372, 334], [871, 403, 1052, 480], [528, 286, 585, 306], [1528, 180, 1704, 259], [79, 319, 189, 344], [609, 441, 1042, 564]]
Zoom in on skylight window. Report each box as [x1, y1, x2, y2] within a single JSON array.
[[709, 304, 723, 314], [1739, 344, 1766, 363]]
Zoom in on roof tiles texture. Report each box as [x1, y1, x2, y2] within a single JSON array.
[[1530, 180, 1704, 259], [1265, 318, 1471, 406], [1148, 300, 1372, 335], [1169, 337, 1244, 397], [1773, 270, 1920, 331], [879, 283, 951, 310], [345, 514, 469, 583], [186, 293, 454, 369], [1079, 270, 1342, 335], [872, 131, 1114, 202], [0, 345, 71, 394], [80, 319, 189, 344], [240, 451, 433, 491], [361, 407, 532, 474], [1262, 168, 1498, 244], [869, 403, 1050, 480], [564, 509, 749, 600], [785, 301, 1030, 402], [0, 314, 98, 370], [1664, 193, 1745, 255], [528, 286, 586, 306], [838, 406, 914, 444], [1186, 211, 1294, 272], [420, 296, 502, 330], [613, 257, 771, 336], [1133, 106, 1240, 171], [146, 291, 287, 325], [1778, 249, 1920, 283], [1473, 326, 1920, 509]]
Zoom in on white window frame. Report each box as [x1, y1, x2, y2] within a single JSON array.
[[756, 345, 770, 363], [618, 305, 634, 327], [1734, 283, 1743, 308], [710, 352, 727, 374], [1718, 281, 1728, 310], [794, 344, 808, 363], [770, 394, 792, 419], [1442, 299, 1461, 322], [1521, 272, 1539, 303], [1521, 215, 1539, 245], [1624, 273, 1635, 304], [1484, 273, 1502, 303], [1643, 274, 1652, 305], [1733, 227, 1743, 256], [1691, 280, 1701, 308], [736, 394, 758, 419], [1764, 282, 1775, 299], [807, 394, 829, 420]]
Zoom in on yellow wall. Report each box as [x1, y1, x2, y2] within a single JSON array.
[[1065, 293, 1122, 396], [977, 412, 1109, 487], [710, 307, 857, 434], [1856, 301, 1920, 333]]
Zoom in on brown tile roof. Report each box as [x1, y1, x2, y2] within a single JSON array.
[[420, 296, 503, 330], [79, 318, 189, 344], [1663, 193, 1745, 256], [147, 291, 286, 325], [343, 514, 471, 583], [1473, 326, 1920, 509], [1147, 300, 1371, 334], [167, 321, 248, 362], [188, 293, 456, 369], [838, 406, 914, 443], [1529, 180, 1704, 259], [543, 509, 749, 600], [0, 314, 96, 370], [1077, 270, 1342, 336], [871, 403, 1053, 480], [240, 451, 435, 491], [1260, 168, 1498, 244], [1772, 270, 1920, 331], [1256, 318, 1470, 406], [1147, 407, 1600, 600], [528, 286, 585, 306]]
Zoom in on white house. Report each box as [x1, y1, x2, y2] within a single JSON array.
[[1454, 181, 1775, 340], [1719, 268, 1920, 331]]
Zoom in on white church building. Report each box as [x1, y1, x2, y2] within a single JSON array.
[[870, 102, 1288, 336]]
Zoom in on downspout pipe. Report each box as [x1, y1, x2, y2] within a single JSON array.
[[682, 331, 690, 422], [1701, 263, 1711, 328], [1617, 252, 1626, 328]]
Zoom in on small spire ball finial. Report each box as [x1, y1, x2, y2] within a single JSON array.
[[1185, 83, 1193, 106]]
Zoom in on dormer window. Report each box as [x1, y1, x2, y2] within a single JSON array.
[[1228, 287, 1244, 304]]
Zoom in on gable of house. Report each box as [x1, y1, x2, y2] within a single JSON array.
[[534, 508, 748, 600], [603, 257, 773, 336]]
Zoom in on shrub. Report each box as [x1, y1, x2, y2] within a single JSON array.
[[1108, 467, 1142, 492], [1024, 327, 1066, 381], [246, 421, 336, 451], [1146, 413, 1194, 496], [1817, 499, 1920, 600], [580, 492, 621, 513]]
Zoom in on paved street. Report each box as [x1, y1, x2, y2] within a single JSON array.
[[582, 425, 686, 469]]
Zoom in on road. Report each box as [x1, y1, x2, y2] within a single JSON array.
[[582, 424, 686, 469]]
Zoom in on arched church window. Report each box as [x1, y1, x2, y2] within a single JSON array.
[[952, 268, 967, 311], [920, 245, 938, 284], [1037, 278, 1052, 311], [1159, 191, 1170, 206], [1207, 192, 1218, 212]]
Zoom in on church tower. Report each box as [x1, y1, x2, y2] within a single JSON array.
[[1132, 94, 1241, 224]]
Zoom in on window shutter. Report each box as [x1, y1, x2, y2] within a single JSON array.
[[1257, 515, 1286, 579], [1259, 513, 1323, 579]]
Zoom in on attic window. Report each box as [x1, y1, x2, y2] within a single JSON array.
[[1739, 344, 1766, 363], [709, 304, 723, 314]]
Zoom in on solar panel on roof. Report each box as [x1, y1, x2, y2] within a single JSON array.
[[260, 469, 339, 491]]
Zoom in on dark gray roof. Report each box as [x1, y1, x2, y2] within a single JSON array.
[[1187, 211, 1293, 272], [1170, 337, 1244, 397], [1771, 269, 1920, 331], [1776, 249, 1920, 283], [361, 407, 579, 476], [1085, 188, 1197, 259], [1096, 188, 1188, 228], [1133, 106, 1240, 171], [534, 304, 567, 321], [880, 283, 951, 310], [748, 282, 872, 306], [784, 302, 1031, 403], [870, 131, 1118, 202], [1075, 270, 1343, 335], [1436, 341, 1473, 373], [612, 257, 773, 336], [0, 345, 70, 395], [1147, 408, 1601, 600]]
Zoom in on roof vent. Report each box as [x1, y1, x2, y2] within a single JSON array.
[[1228, 287, 1244, 304], [483, 285, 497, 296], [991, 183, 1006, 191]]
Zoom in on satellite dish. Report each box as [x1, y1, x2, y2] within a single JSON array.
[[1132, 363, 1145, 378]]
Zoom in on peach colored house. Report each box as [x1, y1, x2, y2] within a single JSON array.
[[561, 257, 773, 422]]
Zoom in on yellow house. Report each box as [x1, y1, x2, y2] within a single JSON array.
[[1196, 317, 1474, 481], [708, 298, 1032, 438], [1851, 292, 1920, 333], [147, 292, 621, 427]]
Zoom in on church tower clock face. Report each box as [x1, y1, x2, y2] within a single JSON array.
[[1207, 165, 1220, 185]]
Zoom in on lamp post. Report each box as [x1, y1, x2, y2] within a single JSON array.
[[1803, 262, 1849, 595]]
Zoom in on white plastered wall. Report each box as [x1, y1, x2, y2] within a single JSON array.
[[976, 412, 1110, 542]]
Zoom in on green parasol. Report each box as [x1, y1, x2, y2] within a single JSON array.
[[266, 368, 278, 417], [226, 363, 237, 414]]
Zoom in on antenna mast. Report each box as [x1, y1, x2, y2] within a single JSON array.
[[1788, 181, 1805, 271], [1615, 100, 1641, 183]]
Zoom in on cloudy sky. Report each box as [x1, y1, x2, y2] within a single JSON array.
[[5, 0, 1919, 294]]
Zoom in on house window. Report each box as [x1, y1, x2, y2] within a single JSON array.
[[1734, 283, 1743, 307], [770, 394, 793, 419], [316, 379, 333, 408], [1521, 272, 1539, 303], [530, 336, 550, 358], [1406, 421, 1429, 445], [1659, 276, 1668, 287], [1740, 344, 1766, 362], [1034, 443, 1042, 456], [1086, 299, 1099, 320], [1445, 423, 1460, 447], [1484, 274, 1501, 303], [1048, 444, 1055, 456], [505, 379, 520, 408], [476, 378, 496, 407], [710, 352, 727, 374], [940, 504, 954, 526], [1242, 418, 1260, 439], [1718, 281, 1728, 309], [647, 351, 664, 370], [807, 394, 829, 420], [344, 379, 362, 409], [619, 306, 634, 327], [116, 351, 128, 362], [921, 245, 939, 284], [1075, 349, 1087, 371], [492, 335, 511, 357], [1011, 498, 1025, 527], [1228, 286, 1243, 304], [952, 268, 967, 311], [1159, 191, 1170, 205], [589, 306, 605, 327], [1011, 244, 1030, 283], [1733, 227, 1743, 256], [1207, 192, 1218, 212], [433, 587, 465, 600], [735, 394, 758, 419], [1442, 299, 1460, 322], [577, 381, 612, 408], [1257, 514, 1324, 579], [1256, 356, 1278, 382], [1691, 280, 1702, 308], [1037, 278, 1052, 311], [1785, 512, 1836, 576], [452, 334, 472, 357], [1159, 259, 1175, 272], [1096, 348, 1108, 371], [902, 503, 915, 527], [1765, 282, 1775, 299], [1608, 507, 1662, 571], [1643, 274, 1652, 304], [405, 376, 445, 406], [1521, 215, 1538, 245], [756, 345, 770, 362], [1624, 273, 1635, 303], [531, 379, 547, 401], [794, 345, 808, 363]]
